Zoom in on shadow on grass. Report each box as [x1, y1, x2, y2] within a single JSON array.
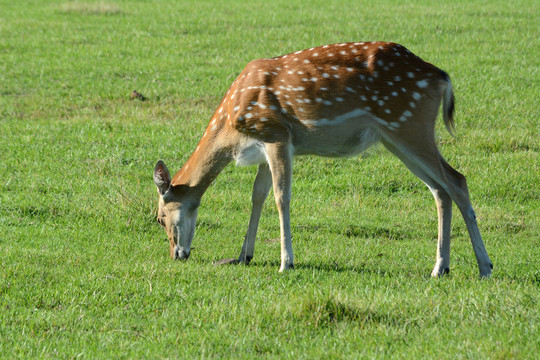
[[342, 224, 409, 241], [293, 294, 417, 329], [210, 257, 399, 277], [296, 260, 393, 277], [293, 223, 411, 241]]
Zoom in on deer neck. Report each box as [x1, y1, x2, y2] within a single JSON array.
[[171, 121, 233, 198]]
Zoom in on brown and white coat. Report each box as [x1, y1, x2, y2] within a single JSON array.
[[154, 41, 493, 277]]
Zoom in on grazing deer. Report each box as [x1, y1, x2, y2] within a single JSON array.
[[153, 41, 493, 277]]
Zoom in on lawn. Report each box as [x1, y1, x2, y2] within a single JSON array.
[[0, 0, 538, 358]]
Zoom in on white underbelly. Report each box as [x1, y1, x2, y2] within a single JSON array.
[[234, 139, 268, 166], [234, 111, 382, 165]]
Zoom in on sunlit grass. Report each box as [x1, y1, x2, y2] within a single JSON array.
[[0, 0, 538, 358]]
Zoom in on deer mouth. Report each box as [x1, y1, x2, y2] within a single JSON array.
[[174, 248, 190, 260]]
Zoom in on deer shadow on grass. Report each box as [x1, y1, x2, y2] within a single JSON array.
[[212, 257, 399, 277], [211, 223, 414, 276]]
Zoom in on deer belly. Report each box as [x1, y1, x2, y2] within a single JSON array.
[[292, 117, 380, 158]]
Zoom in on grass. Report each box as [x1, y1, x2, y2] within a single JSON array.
[[0, 0, 538, 358]]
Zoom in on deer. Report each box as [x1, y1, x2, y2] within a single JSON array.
[[153, 41, 493, 277]]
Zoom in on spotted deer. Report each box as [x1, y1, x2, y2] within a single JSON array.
[[153, 41, 493, 277]]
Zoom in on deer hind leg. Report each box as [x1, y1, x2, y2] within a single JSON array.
[[238, 163, 273, 264], [438, 157, 493, 277], [381, 134, 492, 278], [382, 139, 453, 276], [265, 141, 294, 272]]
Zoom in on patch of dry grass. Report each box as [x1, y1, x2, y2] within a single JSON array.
[[60, 1, 124, 15]]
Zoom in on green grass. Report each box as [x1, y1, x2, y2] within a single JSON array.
[[1, 0, 538, 358]]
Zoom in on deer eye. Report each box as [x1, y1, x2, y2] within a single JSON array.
[[157, 217, 165, 226]]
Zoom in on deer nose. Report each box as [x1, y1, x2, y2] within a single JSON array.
[[174, 248, 190, 260]]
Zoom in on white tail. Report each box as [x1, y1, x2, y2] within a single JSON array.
[[153, 41, 492, 277]]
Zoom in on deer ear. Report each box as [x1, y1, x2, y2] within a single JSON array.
[[154, 160, 171, 196]]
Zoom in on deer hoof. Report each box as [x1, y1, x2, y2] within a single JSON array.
[[279, 263, 294, 272]]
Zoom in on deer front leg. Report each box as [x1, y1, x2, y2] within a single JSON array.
[[238, 163, 273, 264], [265, 142, 294, 272]]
